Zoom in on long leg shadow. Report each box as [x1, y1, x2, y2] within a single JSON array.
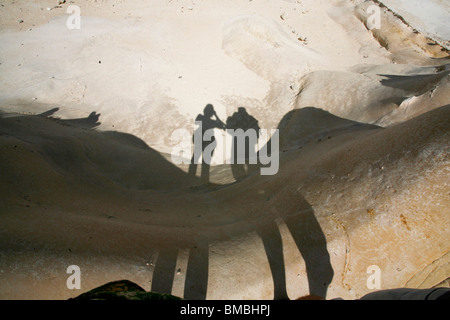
[[151, 243, 209, 300], [189, 141, 216, 184], [151, 248, 178, 295], [284, 210, 334, 298], [256, 207, 333, 299], [257, 222, 289, 300], [184, 243, 209, 300]]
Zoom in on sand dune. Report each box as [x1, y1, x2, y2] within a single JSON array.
[[0, 0, 449, 300]]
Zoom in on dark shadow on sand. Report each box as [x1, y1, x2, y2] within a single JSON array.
[[4, 107, 384, 300], [226, 107, 261, 182]]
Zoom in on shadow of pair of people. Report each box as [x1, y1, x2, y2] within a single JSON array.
[[188, 104, 261, 183], [163, 104, 334, 299], [31, 107, 334, 300]]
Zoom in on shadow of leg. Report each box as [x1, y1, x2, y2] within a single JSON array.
[[257, 222, 290, 300], [230, 137, 248, 181], [285, 211, 334, 298], [231, 163, 247, 181], [201, 162, 211, 183], [200, 139, 216, 183], [184, 244, 209, 300], [151, 248, 178, 295], [189, 154, 199, 177]]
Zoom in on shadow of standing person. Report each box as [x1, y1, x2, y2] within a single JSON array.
[[189, 104, 226, 183], [226, 107, 260, 182], [253, 107, 334, 299]]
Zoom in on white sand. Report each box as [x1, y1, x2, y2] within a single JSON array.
[[0, 0, 449, 300]]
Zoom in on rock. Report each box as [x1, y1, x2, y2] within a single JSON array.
[[71, 280, 182, 300]]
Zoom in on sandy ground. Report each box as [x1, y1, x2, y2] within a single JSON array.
[[0, 0, 449, 300]]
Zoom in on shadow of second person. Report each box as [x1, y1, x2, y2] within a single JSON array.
[[226, 107, 261, 182]]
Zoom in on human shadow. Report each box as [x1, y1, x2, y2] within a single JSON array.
[[188, 104, 226, 183], [252, 106, 383, 299], [154, 107, 383, 299], [4, 107, 345, 300], [226, 107, 260, 181], [139, 107, 340, 300]]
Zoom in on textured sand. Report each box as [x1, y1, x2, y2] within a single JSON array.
[[0, 0, 449, 300]]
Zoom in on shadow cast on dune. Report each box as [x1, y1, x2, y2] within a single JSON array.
[[1, 106, 401, 300], [5, 105, 450, 300], [237, 107, 382, 298]]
